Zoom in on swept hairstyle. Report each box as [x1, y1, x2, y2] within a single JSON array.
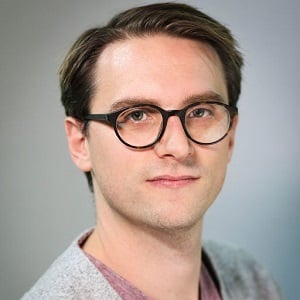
[[59, 2, 244, 192]]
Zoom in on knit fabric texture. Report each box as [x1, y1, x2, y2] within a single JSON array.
[[21, 232, 282, 300]]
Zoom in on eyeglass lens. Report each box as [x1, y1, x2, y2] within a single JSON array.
[[115, 103, 232, 148]]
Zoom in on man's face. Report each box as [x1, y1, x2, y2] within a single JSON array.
[[73, 35, 237, 231]]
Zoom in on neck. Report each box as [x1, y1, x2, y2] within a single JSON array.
[[84, 201, 203, 300]]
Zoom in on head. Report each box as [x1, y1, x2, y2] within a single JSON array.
[[59, 2, 243, 193]]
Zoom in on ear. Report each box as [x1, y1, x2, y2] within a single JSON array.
[[227, 115, 239, 162], [65, 117, 92, 172]]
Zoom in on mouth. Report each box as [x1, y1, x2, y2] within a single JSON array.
[[147, 175, 200, 188]]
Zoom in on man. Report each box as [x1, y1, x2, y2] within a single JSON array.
[[22, 2, 281, 299]]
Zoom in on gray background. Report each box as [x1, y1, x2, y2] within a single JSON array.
[[1, 0, 299, 299]]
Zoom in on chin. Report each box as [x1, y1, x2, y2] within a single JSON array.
[[140, 207, 204, 234]]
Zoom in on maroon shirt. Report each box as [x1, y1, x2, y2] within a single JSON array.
[[85, 251, 221, 300]]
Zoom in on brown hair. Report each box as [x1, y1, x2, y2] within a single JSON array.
[[59, 2, 243, 191]]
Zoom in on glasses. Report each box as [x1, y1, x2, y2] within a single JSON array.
[[84, 101, 238, 149]]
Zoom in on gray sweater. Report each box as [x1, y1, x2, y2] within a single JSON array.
[[22, 234, 281, 299]]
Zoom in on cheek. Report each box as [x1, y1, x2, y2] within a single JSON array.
[[90, 143, 123, 178], [201, 140, 232, 184], [87, 127, 137, 188], [201, 149, 230, 208]]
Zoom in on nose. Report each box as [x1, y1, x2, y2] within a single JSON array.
[[154, 116, 194, 160]]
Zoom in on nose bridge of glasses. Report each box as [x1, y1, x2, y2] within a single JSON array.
[[160, 108, 187, 138], [162, 108, 185, 123]]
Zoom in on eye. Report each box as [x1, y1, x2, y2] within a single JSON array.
[[129, 110, 147, 122], [118, 107, 155, 125], [189, 107, 212, 118]]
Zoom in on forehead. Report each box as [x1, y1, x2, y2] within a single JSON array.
[[92, 35, 227, 110]]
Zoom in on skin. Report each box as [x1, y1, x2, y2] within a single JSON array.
[[65, 35, 238, 300]]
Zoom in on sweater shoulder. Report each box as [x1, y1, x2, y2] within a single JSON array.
[[203, 240, 282, 300], [21, 238, 120, 300]]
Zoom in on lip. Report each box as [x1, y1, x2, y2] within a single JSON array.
[[147, 175, 199, 188]]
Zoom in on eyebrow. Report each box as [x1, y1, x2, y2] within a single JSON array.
[[109, 91, 226, 112]]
